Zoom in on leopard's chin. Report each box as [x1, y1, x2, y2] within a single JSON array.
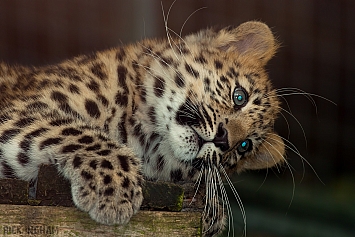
[[196, 143, 224, 165]]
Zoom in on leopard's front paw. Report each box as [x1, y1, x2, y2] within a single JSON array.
[[66, 149, 144, 225], [71, 170, 143, 225], [88, 180, 143, 225]]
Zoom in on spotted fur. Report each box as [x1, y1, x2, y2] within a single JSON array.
[[0, 21, 285, 236]]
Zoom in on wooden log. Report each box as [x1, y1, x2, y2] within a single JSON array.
[[0, 165, 204, 236], [34, 165, 203, 211], [0, 205, 202, 236], [0, 179, 28, 205], [36, 165, 73, 207]]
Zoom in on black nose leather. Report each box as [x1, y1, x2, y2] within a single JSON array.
[[213, 123, 229, 151]]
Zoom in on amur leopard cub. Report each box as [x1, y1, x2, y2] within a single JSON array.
[[0, 21, 285, 236]]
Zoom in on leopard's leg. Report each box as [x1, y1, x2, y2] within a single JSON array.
[[0, 119, 143, 225]]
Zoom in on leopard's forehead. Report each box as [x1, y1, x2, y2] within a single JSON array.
[[144, 40, 277, 115]]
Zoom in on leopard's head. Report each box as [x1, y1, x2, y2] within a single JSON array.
[[142, 21, 284, 178]]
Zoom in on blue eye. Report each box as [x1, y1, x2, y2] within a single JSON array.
[[237, 139, 252, 154], [233, 87, 248, 107]]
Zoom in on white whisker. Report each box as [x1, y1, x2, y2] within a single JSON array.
[[272, 88, 317, 107], [161, 0, 180, 61], [278, 110, 291, 139], [256, 166, 269, 192], [216, 166, 234, 237], [261, 139, 296, 210], [279, 106, 308, 147], [267, 133, 325, 185], [220, 164, 246, 237], [179, 7, 207, 37], [273, 89, 337, 106], [190, 166, 204, 206]]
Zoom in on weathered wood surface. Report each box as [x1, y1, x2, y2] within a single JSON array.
[[0, 205, 202, 237], [0, 165, 204, 236], [0, 179, 28, 205], [0, 165, 204, 211]]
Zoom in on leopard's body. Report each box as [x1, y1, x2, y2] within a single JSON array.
[[0, 22, 285, 236]]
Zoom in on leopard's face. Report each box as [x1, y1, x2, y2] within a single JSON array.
[[139, 22, 285, 180]]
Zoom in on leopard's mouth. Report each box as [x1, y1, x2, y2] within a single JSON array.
[[192, 128, 208, 152], [197, 133, 205, 150], [193, 123, 230, 153], [191, 130, 227, 171]]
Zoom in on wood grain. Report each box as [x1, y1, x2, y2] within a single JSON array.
[[0, 204, 202, 236]]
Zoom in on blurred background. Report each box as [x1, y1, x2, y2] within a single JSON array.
[[0, 0, 354, 236]]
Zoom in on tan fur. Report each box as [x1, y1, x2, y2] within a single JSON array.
[[0, 21, 284, 236]]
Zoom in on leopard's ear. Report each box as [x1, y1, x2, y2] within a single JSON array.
[[240, 132, 285, 171], [215, 21, 279, 65]]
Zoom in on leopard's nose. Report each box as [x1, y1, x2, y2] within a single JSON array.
[[212, 123, 229, 151]]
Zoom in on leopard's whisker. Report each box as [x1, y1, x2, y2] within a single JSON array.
[[282, 159, 296, 209], [138, 42, 202, 120], [267, 133, 325, 185], [137, 47, 178, 83], [203, 166, 212, 227], [203, 164, 220, 234], [278, 107, 291, 139], [163, 16, 205, 84], [261, 139, 296, 210], [185, 99, 202, 118], [276, 87, 337, 107], [260, 140, 281, 173], [179, 6, 207, 38], [190, 165, 204, 206], [269, 87, 315, 106], [211, 167, 219, 228], [161, 0, 180, 61], [165, 27, 200, 85], [220, 164, 247, 237], [165, 26, 189, 61], [208, 167, 217, 230], [256, 165, 270, 192], [278, 106, 308, 147], [272, 87, 317, 106], [216, 166, 234, 237]]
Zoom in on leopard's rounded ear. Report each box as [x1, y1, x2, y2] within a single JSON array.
[[215, 21, 279, 65]]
